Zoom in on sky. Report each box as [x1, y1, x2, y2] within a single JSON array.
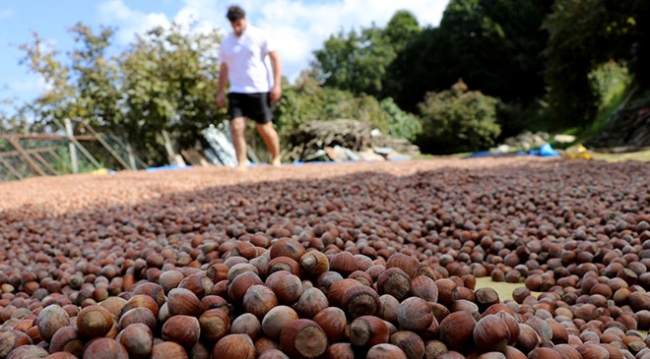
[[0, 0, 449, 111]]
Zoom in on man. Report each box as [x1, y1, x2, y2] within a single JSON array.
[[217, 5, 283, 170]]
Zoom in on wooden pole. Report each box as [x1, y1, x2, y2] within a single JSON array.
[[52, 118, 102, 170], [81, 121, 132, 170], [0, 156, 23, 180], [125, 141, 137, 170], [6, 137, 47, 177], [64, 118, 79, 174], [31, 151, 59, 176], [109, 134, 147, 169]]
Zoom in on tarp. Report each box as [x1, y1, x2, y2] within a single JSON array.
[[201, 123, 240, 167], [465, 142, 560, 159]]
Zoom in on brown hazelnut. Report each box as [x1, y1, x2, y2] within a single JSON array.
[[48, 326, 83, 357], [397, 297, 433, 332], [293, 287, 329, 318], [262, 306, 299, 339], [390, 330, 425, 359], [116, 323, 153, 359], [377, 268, 412, 301], [243, 285, 279, 319], [37, 305, 70, 342], [473, 314, 510, 353], [350, 315, 390, 348], [300, 251, 330, 277], [151, 341, 188, 359], [161, 315, 200, 347], [211, 334, 255, 358], [366, 343, 408, 359], [325, 342, 355, 359], [82, 338, 128, 359], [167, 288, 203, 317], [280, 319, 328, 359], [199, 308, 230, 342], [76, 305, 114, 339], [231, 313, 262, 342], [312, 307, 347, 343], [439, 311, 475, 351], [341, 284, 381, 319]]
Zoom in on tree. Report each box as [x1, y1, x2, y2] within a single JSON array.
[[119, 25, 224, 165], [311, 10, 422, 99], [312, 26, 396, 98], [14, 23, 226, 166], [416, 80, 501, 154], [384, 10, 421, 53], [543, 0, 648, 129], [385, 0, 553, 113], [274, 71, 421, 146]]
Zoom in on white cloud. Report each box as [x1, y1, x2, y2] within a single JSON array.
[[97, 0, 449, 80], [98, 0, 171, 44], [0, 8, 12, 19], [7, 73, 51, 94], [256, 0, 449, 80]]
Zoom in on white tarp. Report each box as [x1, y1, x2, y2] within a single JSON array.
[[201, 123, 240, 167]]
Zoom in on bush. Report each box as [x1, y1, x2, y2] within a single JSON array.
[[416, 80, 501, 154], [496, 100, 548, 141], [274, 72, 421, 147], [379, 97, 422, 142]]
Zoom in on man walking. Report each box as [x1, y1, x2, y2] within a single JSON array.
[[217, 5, 283, 169]]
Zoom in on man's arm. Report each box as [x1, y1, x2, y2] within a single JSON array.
[[217, 62, 229, 108], [268, 50, 282, 103]]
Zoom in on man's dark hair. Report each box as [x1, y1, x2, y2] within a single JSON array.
[[226, 5, 246, 22]]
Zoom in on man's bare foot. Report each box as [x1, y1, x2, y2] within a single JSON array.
[[271, 157, 281, 167], [236, 165, 248, 172]]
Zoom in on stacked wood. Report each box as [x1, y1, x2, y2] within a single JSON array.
[[287, 119, 421, 162], [287, 119, 372, 162]]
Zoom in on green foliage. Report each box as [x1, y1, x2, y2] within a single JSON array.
[[312, 26, 396, 98], [571, 61, 635, 142], [416, 81, 501, 154], [379, 97, 422, 142], [311, 11, 420, 98], [273, 71, 420, 147], [0, 99, 31, 134], [384, 10, 421, 53], [542, 0, 645, 129], [120, 24, 225, 165], [15, 23, 225, 166], [385, 0, 553, 113], [496, 101, 548, 140]]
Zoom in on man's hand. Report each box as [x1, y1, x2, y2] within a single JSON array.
[[217, 92, 226, 108], [270, 85, 282, 104]]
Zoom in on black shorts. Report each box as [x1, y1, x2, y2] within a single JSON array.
[[228, 92, 274, 124]]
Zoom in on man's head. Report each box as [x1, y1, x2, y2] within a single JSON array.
[[227, 5, 247, 36]]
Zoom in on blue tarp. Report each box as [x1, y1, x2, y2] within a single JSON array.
[[465, 142, 560, 159], [145, 164, 191, 172]]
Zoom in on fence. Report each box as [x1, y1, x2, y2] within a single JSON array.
[[0, 119, 146, 182]]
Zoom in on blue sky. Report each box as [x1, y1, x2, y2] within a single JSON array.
[[0, 0, 449, 112]]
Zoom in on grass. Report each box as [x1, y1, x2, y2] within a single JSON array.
[[591, 149, 650, 163], [474, 276, 540, 302]]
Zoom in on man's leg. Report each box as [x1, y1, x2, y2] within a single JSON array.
[[230, 117, 248, 170], [256, 122, 281, 167]]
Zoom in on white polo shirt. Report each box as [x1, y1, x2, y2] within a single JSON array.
[[219, 25, 276, 94]]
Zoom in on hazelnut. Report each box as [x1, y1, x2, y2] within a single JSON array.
[[76, 305, 114, 339], [161, 315, 200, 347], [116, 323, 153, 359], [199, 308, 230, 342], [211, 334, 255, 358], [82, 338, 128, 359], [262, 306, 299, 339], [280, 319, 328, 359]]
